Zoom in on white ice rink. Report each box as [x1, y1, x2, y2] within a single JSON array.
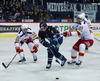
[[0, 37, 100, 81]]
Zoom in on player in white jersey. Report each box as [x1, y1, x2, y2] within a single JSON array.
[[15, 24, 39, 62], [63, 13, 94, 65]]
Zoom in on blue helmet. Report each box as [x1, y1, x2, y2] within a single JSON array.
[[39, 22, 47, 30]]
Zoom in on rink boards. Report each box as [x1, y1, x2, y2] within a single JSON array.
[[0, 22, 100, 38]]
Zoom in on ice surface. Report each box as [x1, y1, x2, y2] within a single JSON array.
[[0, 37, 100, 81]]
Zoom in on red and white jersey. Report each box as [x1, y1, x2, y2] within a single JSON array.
[[15, 28, 39, 45], [72, 21, 94, 40], [84, 18, 93, 31]]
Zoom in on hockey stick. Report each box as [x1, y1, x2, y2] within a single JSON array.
[[48, 48, 60, 64], [94, 37, 100, 42], [55, 33, 63, 35], [2, 54, 17, 69]]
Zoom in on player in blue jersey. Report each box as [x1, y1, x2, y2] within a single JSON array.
[[38, 22, 67, 69]]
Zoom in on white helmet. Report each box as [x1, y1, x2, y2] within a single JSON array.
[[21, 24, 28, 30], [77, 13, 85, 20]]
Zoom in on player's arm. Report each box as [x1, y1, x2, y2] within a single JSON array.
[[15, 35, 21, 54], [32, 31, 39, 41], [31, 31, 39, 53], [38, 31, 50, 47], [63, 25, 84, 37], [50, 26, 62, 40], [87, 20, 93, 33]]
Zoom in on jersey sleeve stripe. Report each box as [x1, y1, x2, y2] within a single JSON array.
[[33, 37, 39, 40], [76, 30, 81, 36], [15, 41, 20, 43]]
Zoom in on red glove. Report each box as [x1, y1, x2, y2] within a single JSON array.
[[15, 47, 20, 54], [63, 31, 72, 37], [69, 29, 74, 32], [33, 44, 39, 53]]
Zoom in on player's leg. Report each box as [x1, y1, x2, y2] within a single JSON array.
[[50, 37, 67, 66], [76, 44, 86, 65], [67, 48, 77, 64], [46, 48, 54, 69], [55, 51, 67, 66], [15, 43, 26, 62], [67, 39, 82, 65], [76, 40, 94, 65], [27, 42, 39, 62], [18, 49, 26, 62]]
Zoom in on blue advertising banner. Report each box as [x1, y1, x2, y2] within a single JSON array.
[[43, 0, 97, 13], [43, 0, 73, 13], [43, 0, 97, 21]]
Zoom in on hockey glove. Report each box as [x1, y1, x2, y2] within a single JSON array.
[[15, 47, 20, 54], [69, 29, 74, 32], [63, 31, 72, 37], [33, 44, 39, 53]]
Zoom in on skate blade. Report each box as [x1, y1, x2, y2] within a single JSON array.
[[18, 61, 26, 64]]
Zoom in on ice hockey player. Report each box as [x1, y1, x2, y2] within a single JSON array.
[[15, 24, 39, 62], [80, 13, 93, 33], [38, 22, 67, 69], [63, 13, 94, 65]]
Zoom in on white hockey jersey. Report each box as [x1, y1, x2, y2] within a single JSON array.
[[15, 28, 39, 45], [84, 18, 93, 32], [72, 21, 94, 40]]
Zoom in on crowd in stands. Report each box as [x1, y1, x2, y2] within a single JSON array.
[[0, 0, 54, 22], [0, 0, 99, 22]]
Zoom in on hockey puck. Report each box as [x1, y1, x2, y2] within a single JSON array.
[[56, 77, 59, 80]]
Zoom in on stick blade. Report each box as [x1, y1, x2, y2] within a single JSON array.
[[55, 59, 60, 64], [2, 62, 7, 69]]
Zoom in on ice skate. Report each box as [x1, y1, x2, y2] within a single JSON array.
[[46, 64, 51, 69], [19, 57, 26, 63], [61, 58, 67, 66], [33, 55, 37, 62], [76, 61, 82, 66], [67, 60, 76, 65]]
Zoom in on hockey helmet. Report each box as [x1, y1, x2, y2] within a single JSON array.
[[77, 13, 85, 20], [21, 24, 28, 30], [39, 22, 47, 30]]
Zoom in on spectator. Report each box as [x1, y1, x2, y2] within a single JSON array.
[[34, 5, 39, 13], [9, 0, 13, 7], [21, 10, 26, 19], [35, 0, 42, 5], [30, 7, 35, 14], [24, 5, 29, 14], [21, 2, 26, 9], [15, 0, 20, 9], [29, 11, 34, 19], [14, 10, 20, 19], [34, 12, 39, 22], [26, 11, 30, 19], [12, 7, 16, 15], [45, 14, 49, 22], [16, 14, 22, 22], [49, 14, 54, 19], [65, 14, 72, 22], [8, 12, 14, 20], [43, 10, 50, 17], [0, 3, 3, 13], [39, 12, 45, 21], [21, 0, 26, 2], [19, 8, 23, 16]]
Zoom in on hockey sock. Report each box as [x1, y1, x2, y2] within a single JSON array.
[[71, 48, 77, 61], [32, 53, 37, 59], [19, 49, 24, 59], [78, 44, 85, 61]]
